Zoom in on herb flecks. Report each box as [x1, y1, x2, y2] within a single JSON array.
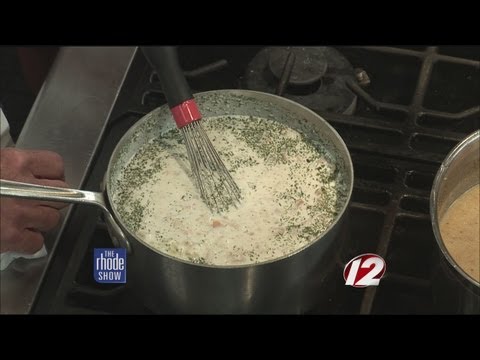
[[112, 115, 346, 266]]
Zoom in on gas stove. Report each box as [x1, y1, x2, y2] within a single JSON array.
[[31, 46, 480, 314]]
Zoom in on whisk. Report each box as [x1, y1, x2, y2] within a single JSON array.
[[141, 47, 241, 212]]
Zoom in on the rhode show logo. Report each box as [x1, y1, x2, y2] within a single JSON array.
[[94, 248, 127, 283]]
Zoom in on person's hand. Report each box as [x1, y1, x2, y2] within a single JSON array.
[[0, 148, 68, 254]]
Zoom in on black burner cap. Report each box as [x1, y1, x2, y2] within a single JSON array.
[[268, 47, 328, 86]]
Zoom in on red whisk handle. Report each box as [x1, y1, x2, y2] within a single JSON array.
[[170, 99, 202, 128]]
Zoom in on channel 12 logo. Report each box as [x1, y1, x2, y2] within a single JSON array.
[[94, 248, 126, 283], [343, 253, 386, 288]]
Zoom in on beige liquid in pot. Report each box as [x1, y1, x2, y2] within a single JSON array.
[[113, 116, 345, 266], [439, 184, 480, 282]]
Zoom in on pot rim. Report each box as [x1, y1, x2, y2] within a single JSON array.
[[105, 89, 354, 269], [430, 129, 480, 288]]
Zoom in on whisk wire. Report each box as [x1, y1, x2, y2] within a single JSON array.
[[180, 121, 241, 213], [140, 47, 241, 213]]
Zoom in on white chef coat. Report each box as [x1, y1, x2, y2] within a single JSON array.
[[1, 108, 15, 148]]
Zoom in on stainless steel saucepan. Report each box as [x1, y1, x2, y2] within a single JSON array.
[[1, 90, 354, 314]]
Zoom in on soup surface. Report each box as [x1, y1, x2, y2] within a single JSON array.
[[113, 115, 346, 266], [439, 184, 479, 282]]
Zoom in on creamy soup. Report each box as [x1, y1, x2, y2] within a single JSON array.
[[113, 115, 346, 266], [439, 184, 479, 282]]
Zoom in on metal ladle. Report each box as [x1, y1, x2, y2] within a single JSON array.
[[0, 179, 131, 252]]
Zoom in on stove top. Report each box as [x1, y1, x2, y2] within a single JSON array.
[[33, 46, 480, 314]]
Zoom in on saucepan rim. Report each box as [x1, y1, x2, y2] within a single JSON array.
[[105, 89, 355, 269]]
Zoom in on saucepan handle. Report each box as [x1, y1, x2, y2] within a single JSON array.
[[0, 179, 131, 253]]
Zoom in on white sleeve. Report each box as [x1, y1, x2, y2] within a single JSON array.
[[1, 107, 15, 148]]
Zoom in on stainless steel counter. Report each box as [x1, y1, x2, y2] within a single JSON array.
[[0, 47, 137, 314]]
